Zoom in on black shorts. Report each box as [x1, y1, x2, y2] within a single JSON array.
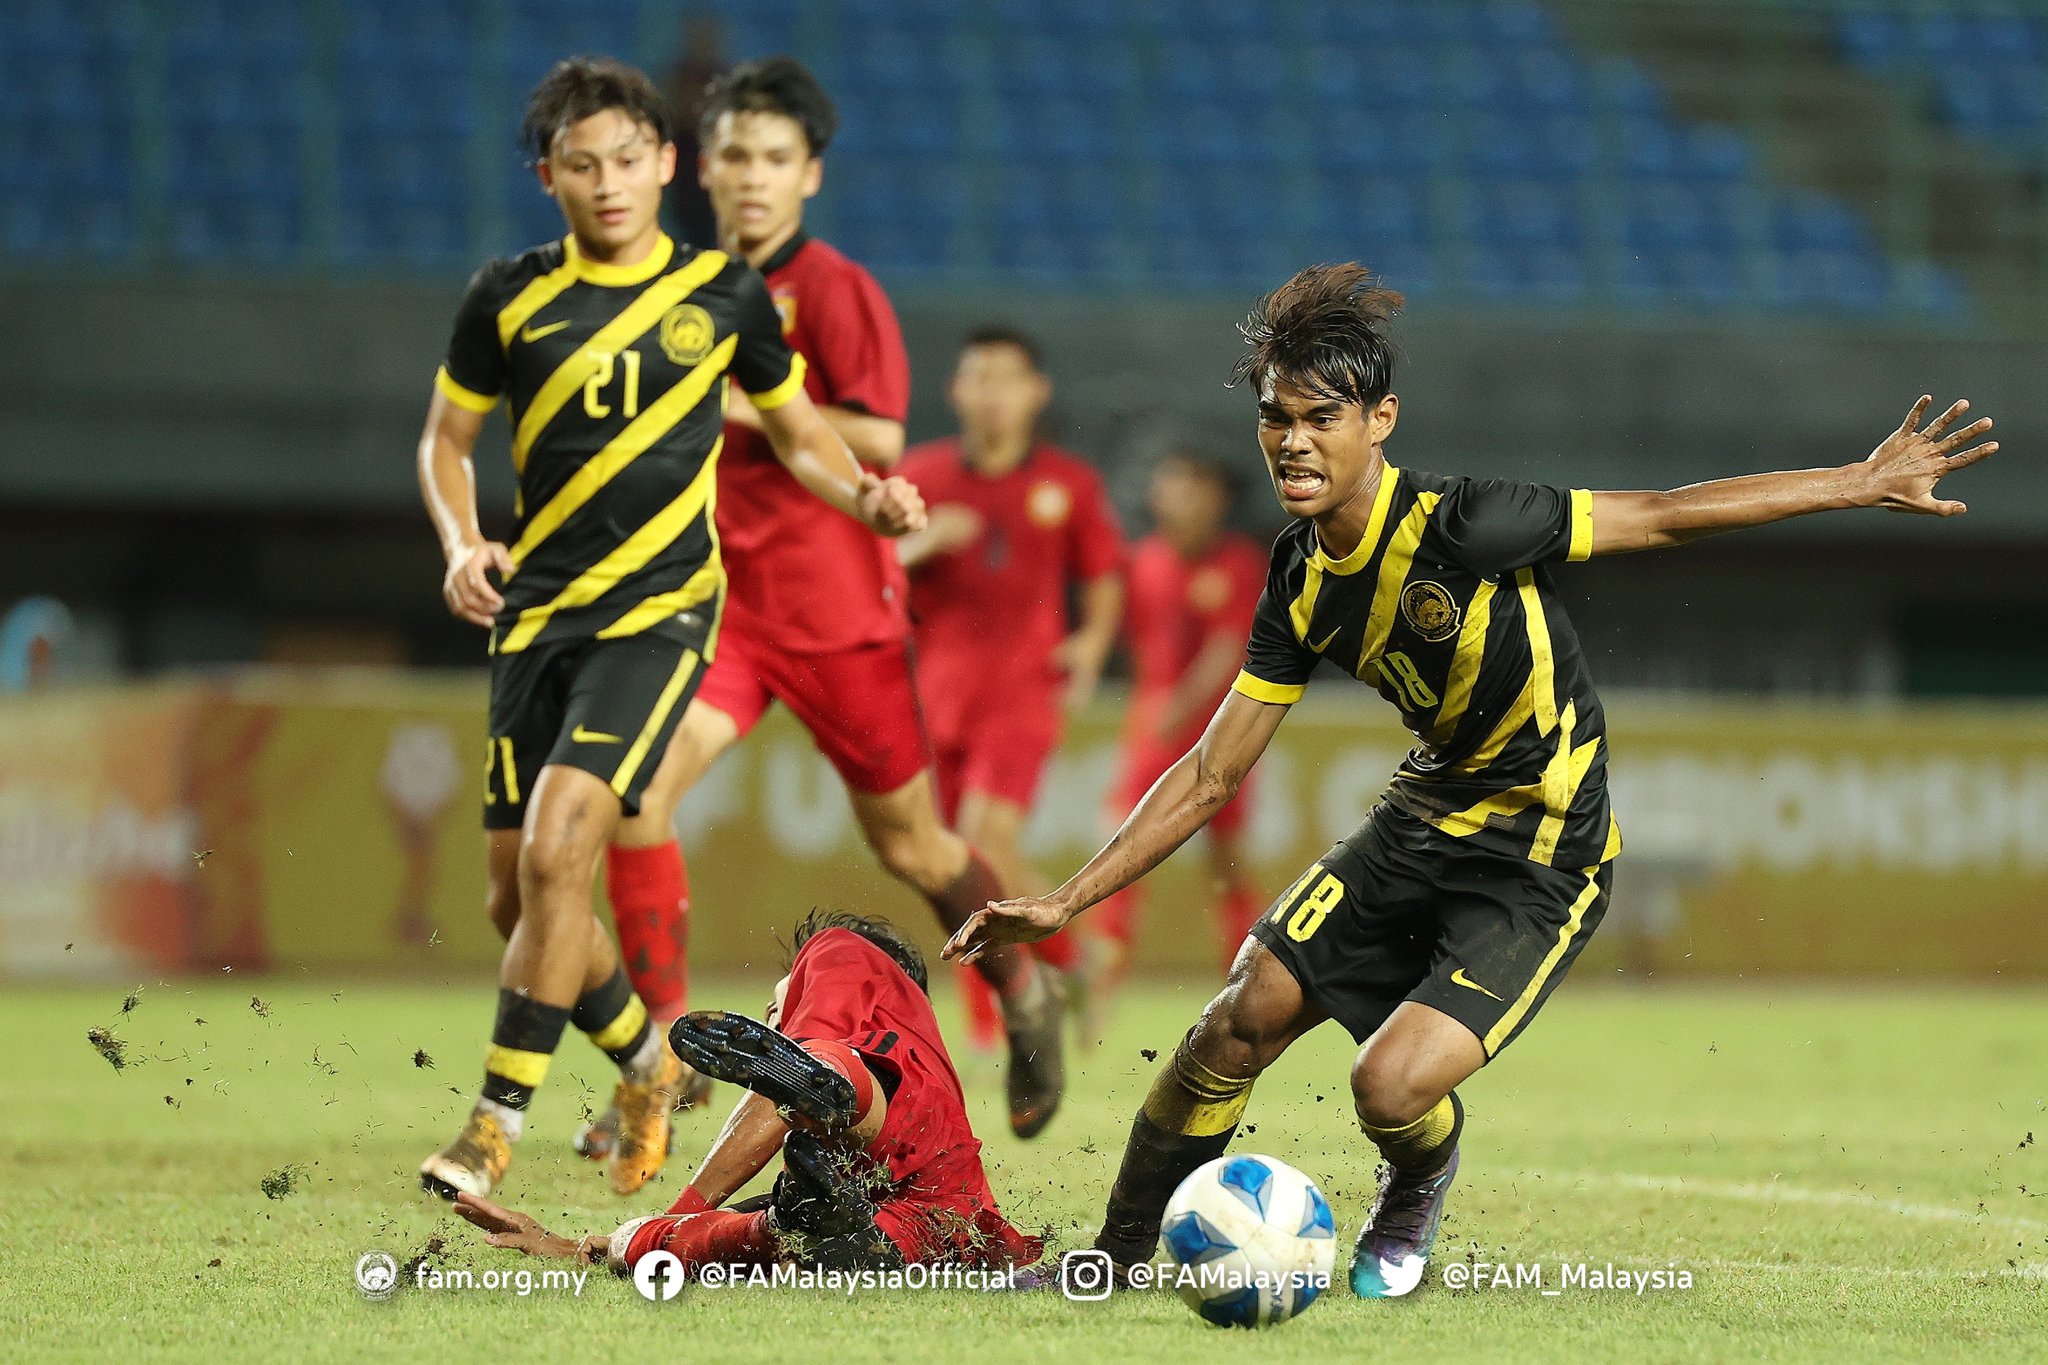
[[1248, 803, 1613, 1058], [482, 608, 714, 831]]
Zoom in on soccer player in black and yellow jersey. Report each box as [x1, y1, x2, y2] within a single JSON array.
[[415, 59, 923, 1201], [943, 263, 1997, 1297]]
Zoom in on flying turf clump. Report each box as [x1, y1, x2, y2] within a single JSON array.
[[260, 1164, 309, 1200], [87, 1027, 128, 1072]]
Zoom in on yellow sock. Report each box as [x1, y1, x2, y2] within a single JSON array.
[[1363, 1092, 1461, 1171]]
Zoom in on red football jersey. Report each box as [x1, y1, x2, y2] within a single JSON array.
[[716, 234, 913, 654], [899, 439, 1124, 709], [779, 928, 1038, 1265], [1124, 529, 1268, 711]]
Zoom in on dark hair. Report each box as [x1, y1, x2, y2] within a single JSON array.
[[1157, 446, 1242, 500], [961, 325, 1045, 372], [698, 56, 838, 155], [789, 909, 928, 994], [520, 56, 672, 163], [1228, 262, 1405, 407]]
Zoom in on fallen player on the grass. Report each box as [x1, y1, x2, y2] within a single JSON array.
[[453, 911, 1043, 1277]]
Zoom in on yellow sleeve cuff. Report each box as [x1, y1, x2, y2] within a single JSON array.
[[435, 366, 500, 414], [743, 352, 808, 411], [1566, 487, 1595, 562], [1231, 670, 1306, 705]]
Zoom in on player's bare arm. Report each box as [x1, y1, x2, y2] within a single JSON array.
[[757, 388, 926, 536], [893, 502, 984, 569], [415, 390, 512, 628], [1590, 395, 1998, 554], [944, 688, 1289, 963], [1054, 572, 1123, 713], [453, 1192, 609, 1264], [729, 391, 906, 467]]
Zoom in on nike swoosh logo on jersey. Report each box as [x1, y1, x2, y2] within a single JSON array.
[[520, 319, 572, 343], [570, 725, 623, 744], [1450, 968, 1503, 1001]]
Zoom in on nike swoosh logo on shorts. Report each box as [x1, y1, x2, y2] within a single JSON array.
[[1450, 968, 1503, 1001], [1311, 627, 1341, 653], [520, 319, 572, 342], [571, 725, 623, 744]]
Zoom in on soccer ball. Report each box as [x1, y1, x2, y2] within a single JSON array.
[[1160, 1154, 1336, 1328]]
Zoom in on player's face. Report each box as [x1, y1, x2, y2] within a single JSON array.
[[536, 109, 676, 258], [1255, 374, 1399, 521], [699, 110, 822, 252], [1149, 462, 1228, 539], [950, 343, 1051, 447], [767, 974, 790, 1028]]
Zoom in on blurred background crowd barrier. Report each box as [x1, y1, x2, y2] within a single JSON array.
[[4, 674, 2044, 980]]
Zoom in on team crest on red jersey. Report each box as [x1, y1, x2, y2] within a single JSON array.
[[1027, 481, 1072, 527], [773, 293, 797, 335]]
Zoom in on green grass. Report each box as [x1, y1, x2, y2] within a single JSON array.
[[4, 977, 2043, 1362]]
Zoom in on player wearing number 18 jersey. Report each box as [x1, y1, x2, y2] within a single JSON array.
[[414, 59, 923, 1202], [941, 262, 1997, 1300]]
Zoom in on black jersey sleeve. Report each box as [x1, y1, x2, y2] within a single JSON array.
[[1433, 478, 1595, 578], [435, 261, 511, 412], [1232, 550, 1317, 705], [727, 263, 808, 410]]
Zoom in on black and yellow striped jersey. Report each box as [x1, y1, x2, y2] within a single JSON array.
[[435, 232, 806, 655], [1234, 464, 1621, 870]]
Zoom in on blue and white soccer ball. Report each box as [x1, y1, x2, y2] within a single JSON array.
[[1160, 1154, 1336, 1328]]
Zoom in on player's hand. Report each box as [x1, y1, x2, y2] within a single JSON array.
[[1053, 633, 1108, 713], [858, 472, 927, 537], [443, 540, 513, 628], [940, 896, 1074, 965], [923, 503, 983, 554], [1859, 395, 1998, 516], [451, 1191, 584, 1259]]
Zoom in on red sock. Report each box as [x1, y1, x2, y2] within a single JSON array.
[[1217, 885, 1263, 974], [1092, 884, 1144, 951], [624, 1209, 777, 1273], [959, 967, 1003, 1051], [606, 841, 689, 1020], [1031, 929, 1077, 972]]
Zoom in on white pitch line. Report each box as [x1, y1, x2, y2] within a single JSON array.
[[1516, 1169, 2048, 1235]]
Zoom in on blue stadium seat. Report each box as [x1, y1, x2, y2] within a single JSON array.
[[1310, 108, 1452, 175], [1308, 47, 1435, 113], [1771, 191, 1873, 256], [1311, 177, 1432, 252], [1468, 243, 1588, 303], [1464, 179, 1584, 250], [1460, 110, 1594, 178]]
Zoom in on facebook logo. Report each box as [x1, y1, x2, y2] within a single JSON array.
[[632, 1250, 685, 1302]]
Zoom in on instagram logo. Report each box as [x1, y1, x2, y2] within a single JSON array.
[[1059, 1249, 1114, 1301]]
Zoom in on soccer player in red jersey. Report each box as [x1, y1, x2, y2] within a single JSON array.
[[585, 60, 1066, 1149], [453, 912, 1043, 1278], [897, 328, 1125, 1045], [1086, 451, 1269, 1026]]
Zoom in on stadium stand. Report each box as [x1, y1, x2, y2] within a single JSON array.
[[0, 0, 1978, 318]]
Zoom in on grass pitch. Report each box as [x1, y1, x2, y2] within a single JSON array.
[[4, 976, 2042, 1363]]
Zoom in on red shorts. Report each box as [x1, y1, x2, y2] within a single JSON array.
[[1112, 733, 1253, 837], [927, 700, 1063, 824], [696, 625, 929, 796]]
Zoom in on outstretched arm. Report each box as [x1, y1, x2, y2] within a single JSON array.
[[756, 389, 926, 537], [1589, 395, 1998, 556], [942, 688, 1289, 963]]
